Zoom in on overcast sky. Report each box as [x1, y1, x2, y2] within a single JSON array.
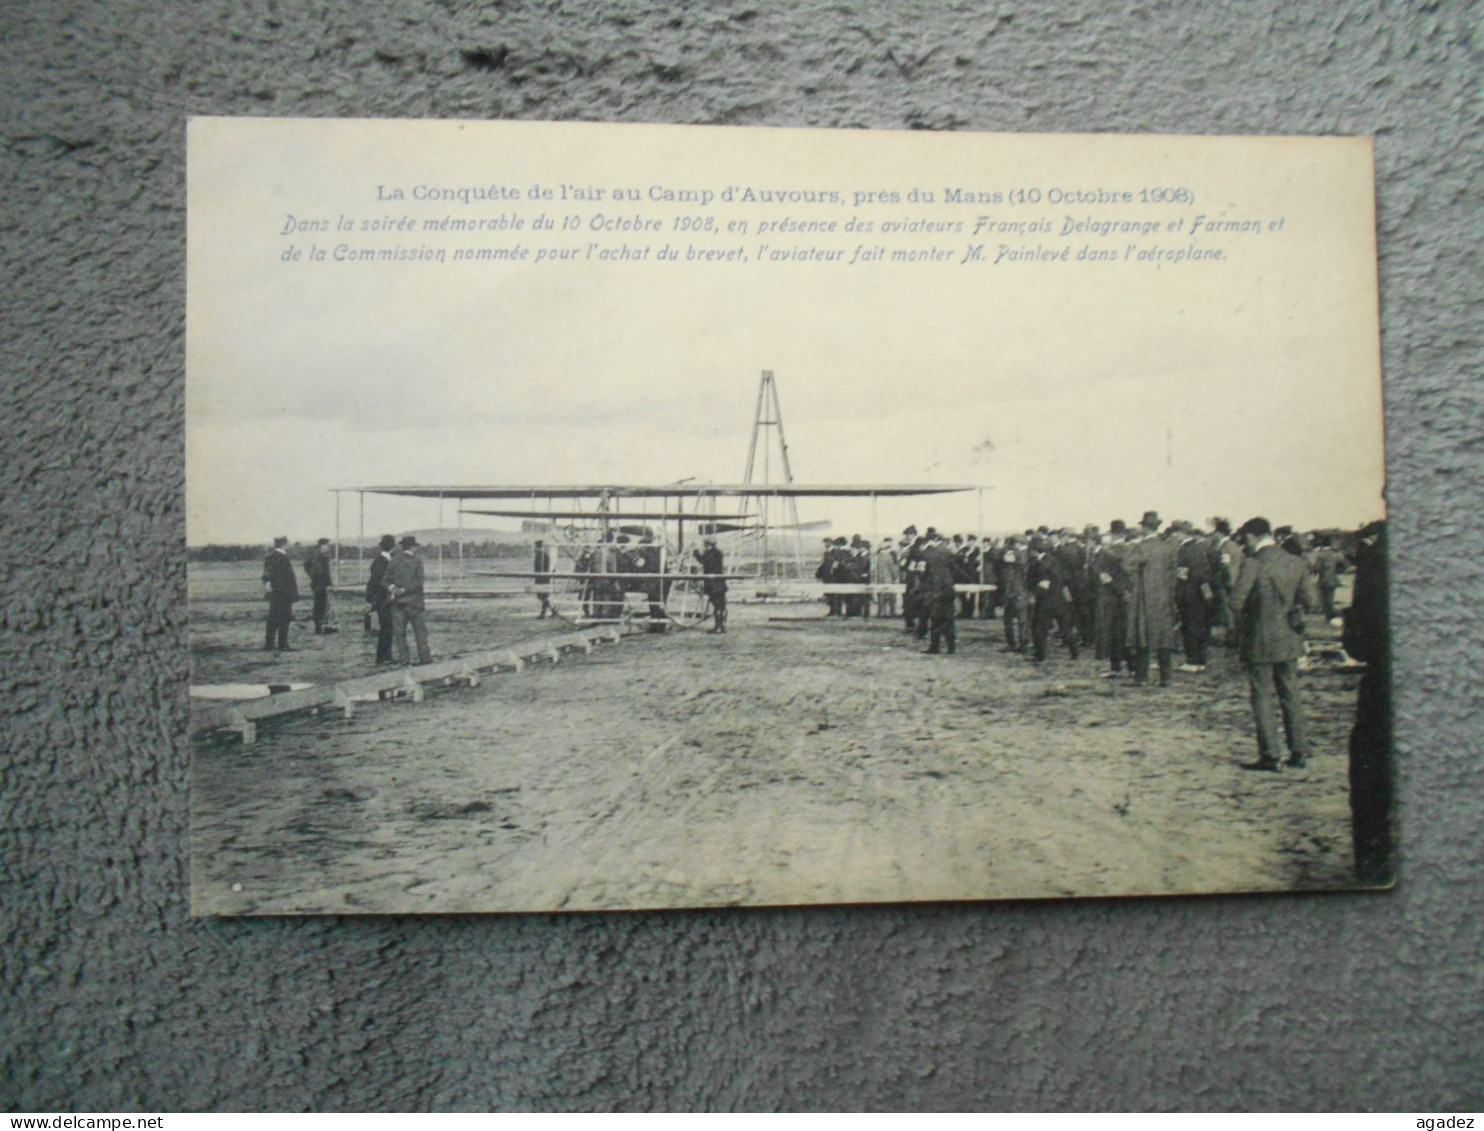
[[187, 119, 1385, 546]]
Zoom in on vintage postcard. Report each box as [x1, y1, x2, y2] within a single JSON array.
[[187, 118, 1390, 915]]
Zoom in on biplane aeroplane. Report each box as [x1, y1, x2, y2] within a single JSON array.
[[335, 482, 980, 630]]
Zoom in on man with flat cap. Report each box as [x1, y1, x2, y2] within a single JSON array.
[[385, 534, 432, 666], [261, 536, 299, 651]]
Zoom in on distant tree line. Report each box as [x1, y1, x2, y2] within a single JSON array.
[[189, 544, 269, 562]]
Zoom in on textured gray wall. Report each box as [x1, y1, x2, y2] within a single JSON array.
[[3, 0, 1480, 1112]]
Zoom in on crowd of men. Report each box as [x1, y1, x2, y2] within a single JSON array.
[[828, 512, 1351, 676], [821, 512, 1372, 781]]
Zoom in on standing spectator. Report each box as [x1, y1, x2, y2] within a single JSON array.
[[1208, 517, 1245, 646], [1071, 526, 1101, 646], [634, 533, 663, 630], [693, 536, 729, 634], [574, 545, 596, 619], [995, 536, 1029, 653], [365, 534, 396, 666], [1028, 534, 1079, 662], [957, 535, 982, 618], [901, 527, 925, 637], [1231, 516, 1316, 771], [1094, 521, 1130, 677], [979, 537, 1000, 620], [533, 539, 553, 619], [1174, 521, 1214, 672], [816, 538, 843, 618], [844, 536, 871, 618], [1123, 511, 1180, 686], [386, 535, 432, 666], [303, 538, 333, 635], [918, 529, 960, 655], [874, 537, 900, 619], [261, 536, 298, 652]]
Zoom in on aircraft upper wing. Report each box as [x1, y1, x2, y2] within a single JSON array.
[[460, 507, 758, 521], [353, 483, 976, 499]]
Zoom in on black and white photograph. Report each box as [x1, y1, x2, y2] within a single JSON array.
[[187, 117, 1390, 915]]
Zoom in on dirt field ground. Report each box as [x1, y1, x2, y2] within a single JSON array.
[[189, 562, 1365, 915]]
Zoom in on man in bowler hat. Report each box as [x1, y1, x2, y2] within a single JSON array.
[[365, 534, 397, 665], [261, 535, 298, 651], [385, 535, 432, 665]]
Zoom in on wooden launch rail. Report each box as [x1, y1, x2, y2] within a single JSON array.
[[190, 624, 625, 746]]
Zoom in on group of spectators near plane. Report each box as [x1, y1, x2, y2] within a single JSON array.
[[820, 511, 1391, 883], [819, 511, 1351, 680]]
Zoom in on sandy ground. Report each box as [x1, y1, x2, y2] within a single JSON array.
[[189, 563, 1363, 915]]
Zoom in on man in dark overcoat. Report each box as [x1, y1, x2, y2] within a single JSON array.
[[844, 536, 871, 618], [533, 539, 553, 619], [365, 534, 396, 665], [918, 529, 961, 654], [1174, 521, 1215, 671], [900, 526, 924, 636], [1093, 521, 1130, 675], [261, 535, 299, 651], [693, 537, 729, 633], [303, 538, 333, 634], [956, 535, 983, 619], [1123, 511, 1180, 686], [1028, 535, 1079, 662], [995, 536, 1029, 652], [816, 538, 843, 618], [1208, 517, 1245, 646]]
